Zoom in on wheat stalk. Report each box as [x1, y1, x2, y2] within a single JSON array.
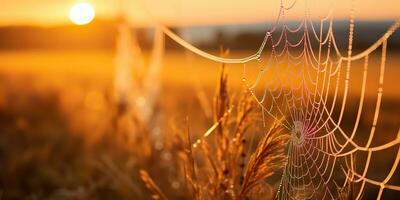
[[239, 120, 290, 199], [144, 61, 288, 200], [139, 170, 168, 200]]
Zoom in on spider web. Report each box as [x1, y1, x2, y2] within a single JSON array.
[[143, 0, 400, 199]]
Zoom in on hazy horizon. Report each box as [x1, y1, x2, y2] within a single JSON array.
[[1, 0, 399, 27]]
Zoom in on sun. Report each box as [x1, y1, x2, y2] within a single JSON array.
[[69, 2, 95, 25]]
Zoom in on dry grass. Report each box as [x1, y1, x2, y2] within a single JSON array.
[[139, 170, 168, 200], [139, 65, 290, 200], [0, 51, 290, 200], [239, 121, 290, 199]]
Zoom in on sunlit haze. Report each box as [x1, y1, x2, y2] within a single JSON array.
[[0, 0, 399, 26], [0, 0, 399, 199], [69, 3, 96, 25]]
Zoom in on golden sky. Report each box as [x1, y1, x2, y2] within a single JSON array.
[[0, 0, 399, 26]]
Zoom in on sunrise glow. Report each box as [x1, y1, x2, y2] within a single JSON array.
[[69, 2, 95, 25]]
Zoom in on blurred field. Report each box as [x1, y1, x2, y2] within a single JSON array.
[[1, 50, 400, 95], [0, 49, 237, 199], [0, 50, 399, 199]]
